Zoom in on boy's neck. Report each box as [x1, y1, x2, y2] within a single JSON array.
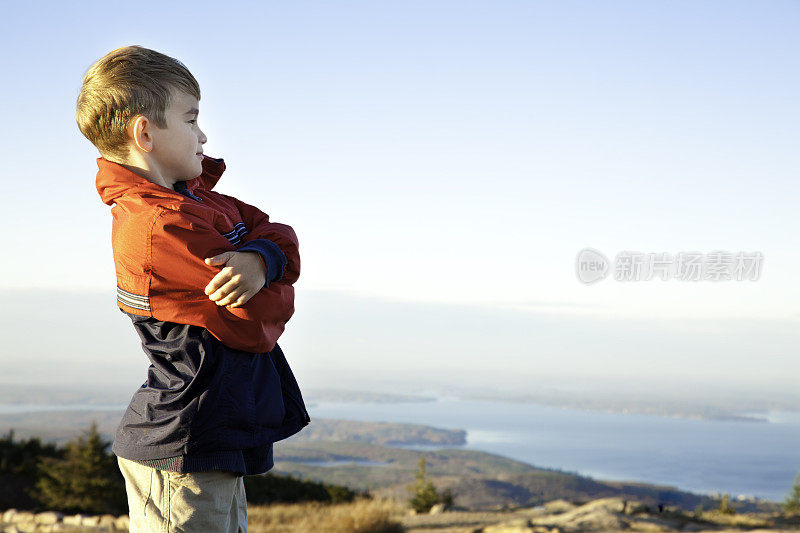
[[107, 152, 177, 191]]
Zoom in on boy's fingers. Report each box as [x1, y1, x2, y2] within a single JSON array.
[[228, 292, 250, 308], [216, 286, 246, 307], [205, 267, 234, 295], [230, 289, 257, 308], [205, 251, 235, 265], [209, 277, 240, 302]]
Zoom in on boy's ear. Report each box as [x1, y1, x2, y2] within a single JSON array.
[[129, 115, 154, 154]]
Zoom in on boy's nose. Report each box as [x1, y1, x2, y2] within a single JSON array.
[[198, 128, 208, 144]]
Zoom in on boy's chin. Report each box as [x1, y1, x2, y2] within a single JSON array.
[[190, 161, 204, 179]]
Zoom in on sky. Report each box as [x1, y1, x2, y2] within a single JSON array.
[[0, 1, 798, 395]]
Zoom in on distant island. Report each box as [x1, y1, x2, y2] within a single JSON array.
[[303, 388, 438, 404], [307, 386, 799, 423], [453, 390, 779, 423]]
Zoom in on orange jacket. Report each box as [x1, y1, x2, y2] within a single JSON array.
[[96, 155, 300, 354]]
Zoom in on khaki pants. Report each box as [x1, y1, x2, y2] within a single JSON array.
[[118, 457, 247, 532]]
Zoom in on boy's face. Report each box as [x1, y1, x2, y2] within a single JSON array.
[[146, 88, 207, 183]]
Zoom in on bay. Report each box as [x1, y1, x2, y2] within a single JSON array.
[[303, 398, 800, 504], [1, 399, 797, 503]]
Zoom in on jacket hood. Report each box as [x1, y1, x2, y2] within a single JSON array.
[[96, 155, 226, 206]]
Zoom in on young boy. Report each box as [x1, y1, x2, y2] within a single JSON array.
[[76, 45, 311, 532]]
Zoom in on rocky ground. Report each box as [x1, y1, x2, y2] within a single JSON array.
[[0, 509, 128, 532], [398, 497, 800, 533], [2, 497, 799, 532]]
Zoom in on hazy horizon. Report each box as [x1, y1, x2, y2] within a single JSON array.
[[1, 288, 796, 404]]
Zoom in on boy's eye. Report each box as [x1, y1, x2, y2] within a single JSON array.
[[188, 119, 197, 124]]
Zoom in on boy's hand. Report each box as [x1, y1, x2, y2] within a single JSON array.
[[203, 251, 267, 308]]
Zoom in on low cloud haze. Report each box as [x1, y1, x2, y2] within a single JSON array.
[[0, 289, 795, 403]]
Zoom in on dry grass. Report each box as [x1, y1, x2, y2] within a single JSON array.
[[248, 496, 408, 533], [698, 509, 775, 528]]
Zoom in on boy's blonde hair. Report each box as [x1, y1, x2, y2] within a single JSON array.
[[76, 45, 201, 161]]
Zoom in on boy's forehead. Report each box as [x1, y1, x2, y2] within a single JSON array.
[[168, 89, 200, 114]]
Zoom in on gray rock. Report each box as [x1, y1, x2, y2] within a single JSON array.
[[625, 502, 652, 515], [60, 516, 82, 526], [11, 512, 34, 524], [2, 509, 18, 523], [80, 516, 100, 527], [34, 513, 62, 526], [429, 503, 447, 514], [483, 522, 536, 533], [542, 500, 575, 515], [114, 515, 130, 530], [529, 498, 632, 533], [13, 519, 36, 533]]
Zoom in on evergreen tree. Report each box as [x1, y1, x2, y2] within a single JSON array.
[[718, 493, 735, 515], [0, 429, 61, 510], [34, 421, 127, 515], [782, 471, 800, 515], [407, 454, 453, 513]]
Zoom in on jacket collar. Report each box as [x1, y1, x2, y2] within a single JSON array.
[[96, 155, 226, 206]]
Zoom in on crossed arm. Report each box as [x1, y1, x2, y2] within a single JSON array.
[[153, 204, 299, 313], [202, 194, 300, 308], [203, 239, 286, 308]]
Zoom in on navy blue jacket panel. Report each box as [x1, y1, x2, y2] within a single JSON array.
[[112, 312, 311, 473]]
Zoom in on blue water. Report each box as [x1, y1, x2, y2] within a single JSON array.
[[2, 399, 797, 503], [300, 398, 800, 503]]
